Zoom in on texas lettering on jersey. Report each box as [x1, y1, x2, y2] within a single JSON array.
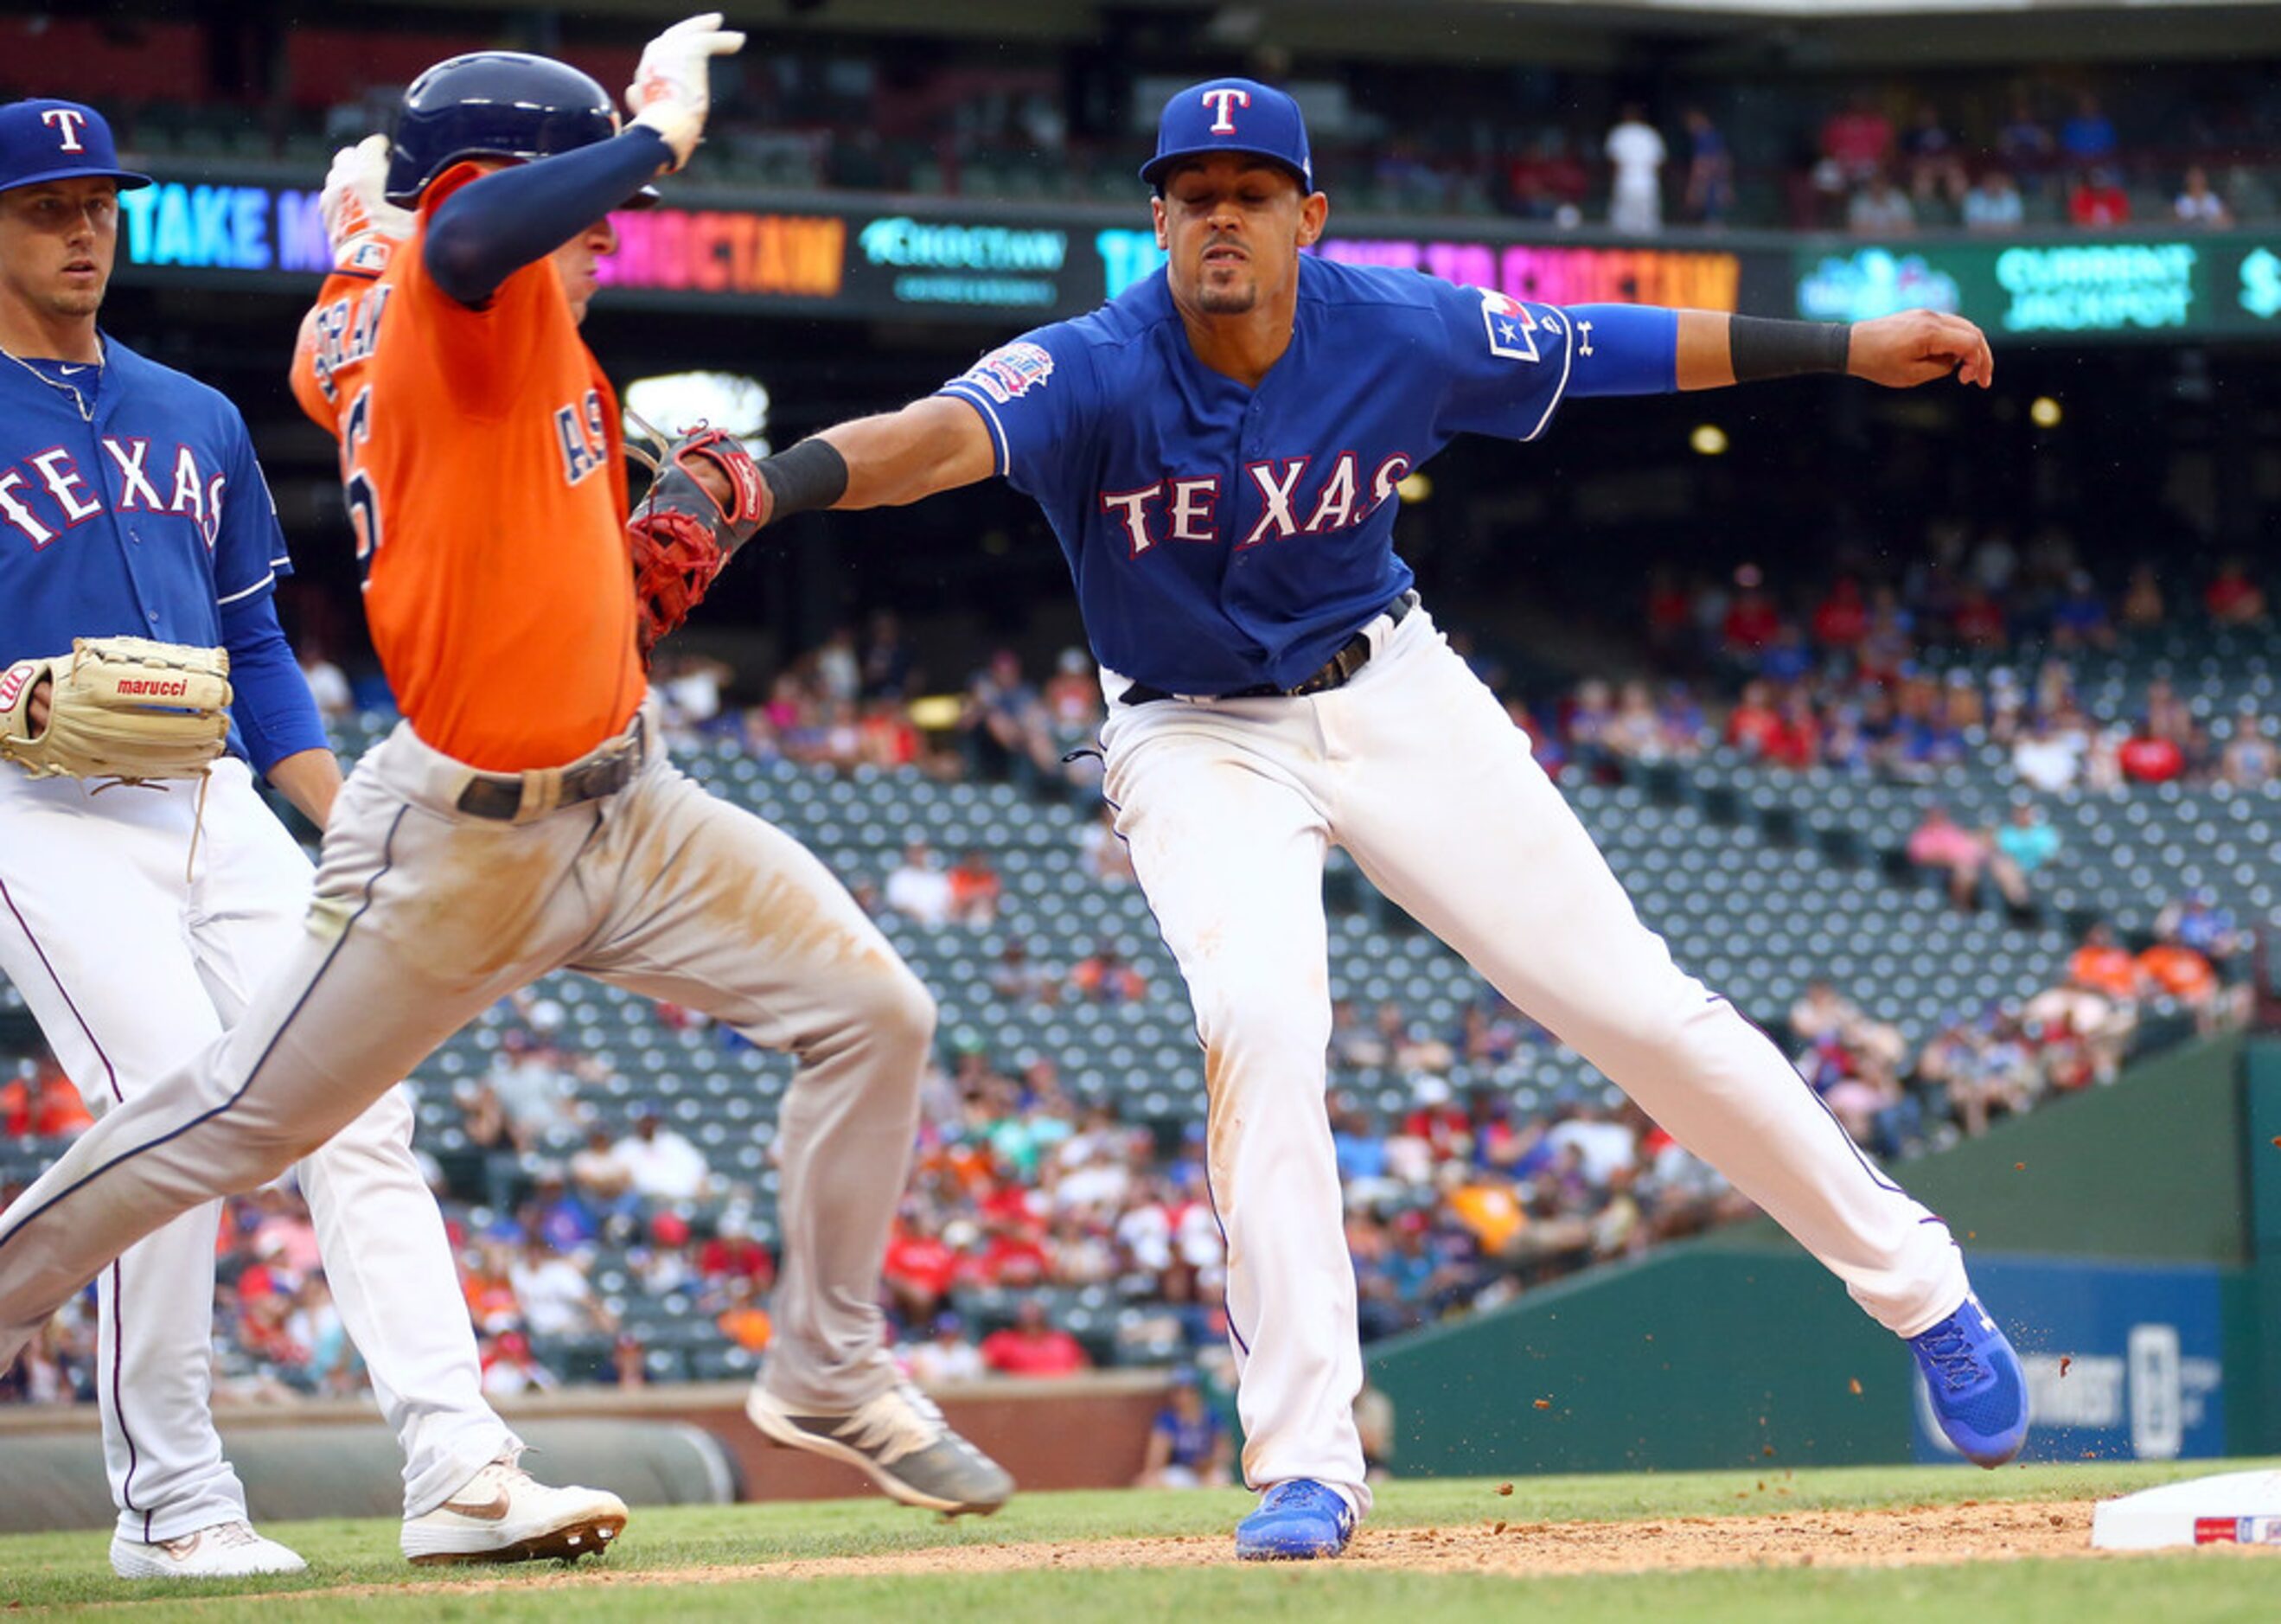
[[1098, 451, 1414, 557], [0, 440, 227, 549]]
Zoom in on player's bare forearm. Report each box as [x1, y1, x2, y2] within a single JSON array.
[[818, 397, 998, 510], [268, 746, 344, 829], [1675, 310, 1991, 392], [1674, 310, 1738, 390]]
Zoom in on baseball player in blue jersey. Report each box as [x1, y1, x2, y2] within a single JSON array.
[[0, 99, 624, 1575], [699, 78, 2027, 1559]]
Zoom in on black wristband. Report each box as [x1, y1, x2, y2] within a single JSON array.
[[755, 437, 849, 524], [1729, 316, 1852, 383]]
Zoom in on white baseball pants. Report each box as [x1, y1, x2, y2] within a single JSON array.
[[0, 708, 931, 1424], [1100, 602, 1969, 1516], [0, 759, 511, 1536]]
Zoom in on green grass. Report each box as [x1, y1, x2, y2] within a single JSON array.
[[3, 1460, 2276, 1621]]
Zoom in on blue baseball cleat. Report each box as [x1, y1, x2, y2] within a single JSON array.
[[1235, 1480, 1357, 1561], [1910, 1292, 2029, 1467]]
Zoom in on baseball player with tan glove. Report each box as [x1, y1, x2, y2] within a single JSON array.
[[0, 96, 623, 1577]]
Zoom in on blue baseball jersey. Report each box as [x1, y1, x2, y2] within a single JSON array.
[[937, 255, 1579, 694], [0, 336, 296, 762], [0, 337, 290, 649]]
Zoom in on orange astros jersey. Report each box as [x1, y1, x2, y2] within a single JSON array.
[[290, 162, 642, 771]]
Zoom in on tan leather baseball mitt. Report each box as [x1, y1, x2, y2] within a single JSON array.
[[0, 637, 234, 783]]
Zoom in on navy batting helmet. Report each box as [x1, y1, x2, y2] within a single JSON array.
[[385, 51, 623, 206]]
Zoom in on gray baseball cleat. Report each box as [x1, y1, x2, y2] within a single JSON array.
[[746, 1378, 1014, 1515]]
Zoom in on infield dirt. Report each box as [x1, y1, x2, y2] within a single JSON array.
[[256, 1498, 2278, 1602]]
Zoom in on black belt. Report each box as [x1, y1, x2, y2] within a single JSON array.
[[455, 717, 646, 821], [1120, 591, 1417, 707]]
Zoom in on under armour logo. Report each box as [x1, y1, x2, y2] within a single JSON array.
[[1200, 87, 1250, 134], [1577, 320, 1595, 357], [40, 108, 89, 152]]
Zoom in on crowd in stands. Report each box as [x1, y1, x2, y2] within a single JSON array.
[[23, 16, 2281, 234], [1525, 542, 2278, 799], [3, 534, 2271, 1406]]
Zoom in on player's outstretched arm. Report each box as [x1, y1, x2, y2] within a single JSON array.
[[813, 396, 1000, 512], [1672, 310, 1992, 391]]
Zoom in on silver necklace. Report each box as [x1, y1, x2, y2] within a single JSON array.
[[0, 338, 101, 422]]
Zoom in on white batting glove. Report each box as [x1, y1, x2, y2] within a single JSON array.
[[626, 12, 745, 170], [319, 135, 412, 268]]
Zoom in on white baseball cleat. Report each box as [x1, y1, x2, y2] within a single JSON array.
[[110, 1519, 309, 1580], [399, 1456, 629, 1565]]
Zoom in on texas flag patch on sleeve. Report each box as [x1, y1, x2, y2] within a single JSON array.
[[960, 342, 1057, 404], [1479, 290, 1542, 363]]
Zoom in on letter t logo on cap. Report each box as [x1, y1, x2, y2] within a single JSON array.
[[1200, 87, 1250, 135], [40, 108, 88, 152]]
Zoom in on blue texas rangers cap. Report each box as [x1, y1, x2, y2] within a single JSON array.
[[1140, 77, 1313, 193], [0, 99, 152, 195]]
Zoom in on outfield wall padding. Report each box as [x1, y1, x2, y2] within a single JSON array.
[[1370, 1033, 2273, 1476]]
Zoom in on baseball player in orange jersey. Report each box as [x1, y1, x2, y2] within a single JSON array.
[[0, 95, 624, 1574], [0, 21, 1014, 1518]]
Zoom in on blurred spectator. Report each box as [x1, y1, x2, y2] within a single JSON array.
[[510, 1236, 614, 1338], [613, 1109, 717, 1205], [1996, 95, 2055, 173], [698, 1212, 776, 1288], [1901, 104, 1968, 206], [479, 1028, 591, 1149], [569, 1125, 642, 1242], [2060, 93, 2118, 167], [1820, 93, 1894, 190], [463, 1238, 524, 1336], [885, 840, 955, 925], [2221, 708, 2278, 787], [1992, 802, 2061, 907], [947, 848, 1003, 928], [1134, 1369, 1234, 1488], [2066, 923, 2146, 1003], [859, 608, 918, 699], [884, 1212, 962, 1326], [1902, 805, 1985, 900], [2135, 936, 2228, 1030], [2117, 719, 2187, 785], [959, 649, 1050, 785], [612, 1331, 647, 1390], [26, 1065, 92, 1138], [2048, 572, 2114, 650], [479, 1329, 558, 1397], [981, 1296, 1089, 1377], [2205, 559, 2268, 625], [857, 698, 922, 770], [2011, 714, 2086, 794], [2120, 562, 2166, 629], [2067, 169, 2131, 228], [521, 1166, 595, 1254], [1962, 169, 2024, 232], [1070, 943, 1147, 1005], [1604, 103, 1665, 234], [905, 1311, 986, 1385], [2174, 165, 2234, 227], [987, 938, 1059, 1005], [712, 1274, 773, 1352], [1681, 107, 1732, 226], [2156, 890, 2248, 970]]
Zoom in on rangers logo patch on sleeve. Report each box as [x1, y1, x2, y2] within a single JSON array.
[[1479, 290, 1542, 363], [961, 342, 1057, 405]]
